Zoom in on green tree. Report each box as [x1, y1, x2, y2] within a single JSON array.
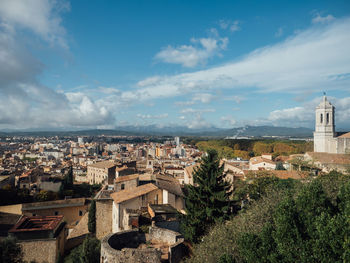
[[64, 237, 100, 263], [181, 149, 232, 243], [64, 166, 73, 187], [0, 237, 23, 263], [88, 200, 96, 234], [275, 162, 286, 170]]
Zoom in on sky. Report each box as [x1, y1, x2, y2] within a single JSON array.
[[0, 0, 350, 131]]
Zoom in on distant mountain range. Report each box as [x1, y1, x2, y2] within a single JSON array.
[[0, 125, 314, 138]]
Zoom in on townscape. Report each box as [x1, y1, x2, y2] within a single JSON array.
[[0, 96, 349, 262], [0, 1, 350, 262]]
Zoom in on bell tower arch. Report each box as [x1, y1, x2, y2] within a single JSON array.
[[313, 95, 335, 152]]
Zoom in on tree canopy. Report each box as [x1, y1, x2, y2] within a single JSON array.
[[182, 149, 232, 243], [187, 172, 350, 263]]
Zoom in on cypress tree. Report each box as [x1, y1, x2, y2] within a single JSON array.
[[182, 149, 232, 243], [88, 199, 96, 234]]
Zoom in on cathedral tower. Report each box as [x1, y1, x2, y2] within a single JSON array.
[[313, 95, 335, 152]]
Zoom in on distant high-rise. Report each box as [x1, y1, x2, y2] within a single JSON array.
[[78, 137, 84, 145], [174, 136, 180, 147]]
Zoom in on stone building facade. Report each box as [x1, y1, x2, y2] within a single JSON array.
[[87, 161, 116, 185], [100, 227, 186, 263], [9, 215, 66, 263]]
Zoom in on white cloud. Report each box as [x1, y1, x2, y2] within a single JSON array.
[[275, 27, 284, 37], [224, 95, 244, 104], [136, 113, 168, 119], [312, 13, 335, 24], [98, 86, 120, 94], [181, 108, 215, 114], [0, 3, 116, 130], [220, 115, 236, 127], [267, 96, 350, 128], [0, 0, 69, 47], [176, 93, 216, 106], [186, 114, 212, 129], [130, 17, 350, 101], [219, 19, 241, 32], [154, 35, 228, 67]]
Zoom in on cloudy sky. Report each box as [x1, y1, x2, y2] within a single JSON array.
[[0, 0, 350, 130]]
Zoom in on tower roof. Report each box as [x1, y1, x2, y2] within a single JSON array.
[[316, 96, 334, 109]]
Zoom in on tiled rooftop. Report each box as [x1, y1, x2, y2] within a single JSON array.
[[9, 215, 64, 233]]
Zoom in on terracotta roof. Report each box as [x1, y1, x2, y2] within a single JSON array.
[[9, 215, 64, 233], [306, 152, 350, 165], [275, 156, 290, 162], [338, 132, 350, 138], [116, 165, 128, 172], [250, 156, 276, 165], [115, 174, 139, 183], [155, 176, 183, 197], [184, 163, 200, 178], [110, 183, 158, 204], [88, 160, 116, 169], [67, 213, 89, 239]]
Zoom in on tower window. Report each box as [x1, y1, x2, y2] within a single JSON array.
[[327, 113, 329, 124], [320, 114, 323, 123]]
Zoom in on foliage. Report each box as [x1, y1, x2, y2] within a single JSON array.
[[0, 187, 33, 206], [34, 190, 58, 202], [59, 166, 101, 198], [88, 200, 96, 234], [0, 237, 23, 263], [218, 253, 235, 263], [195, 139, 313, 160], [187, 171, 350, 263], [275, 162, 286, 170], [181, 149, 232, 243], [64, 236, 100, 263]]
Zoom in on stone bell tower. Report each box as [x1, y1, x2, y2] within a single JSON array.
[[313, 95, 336, 153]]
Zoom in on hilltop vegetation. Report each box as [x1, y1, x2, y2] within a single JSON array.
[[186, 171, 350, 263], [194, 139, 313, 159]]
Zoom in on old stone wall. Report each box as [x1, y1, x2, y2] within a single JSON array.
[[96, 199, 113, 239], [115, 179, 138, 192], [100, 231, 161, 263], [20, 239, 57, 263], [149, 226, 184, 244]]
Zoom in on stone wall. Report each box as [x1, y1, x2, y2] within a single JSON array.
[[149, 226, 184, 244], [100, 231, 161, 263], [20, 239, 57, 263], [100, 227, 186, 263], [96, 199, 113, 239]]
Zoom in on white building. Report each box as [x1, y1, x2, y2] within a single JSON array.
[[313, 96, 350, 154]]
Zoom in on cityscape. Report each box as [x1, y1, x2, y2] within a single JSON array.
[[0, 1, 350, 263]]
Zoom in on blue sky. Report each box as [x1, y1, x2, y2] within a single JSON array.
[[0, 0, 350, 130]]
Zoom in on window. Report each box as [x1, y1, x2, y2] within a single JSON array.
[[32, 213, 36, 216], [79, 210, 83, 216], [55, 211, 59, 215], [327, 113, 329, 124], [121, 184, 125, 190], [320, 113, 323, 123]]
